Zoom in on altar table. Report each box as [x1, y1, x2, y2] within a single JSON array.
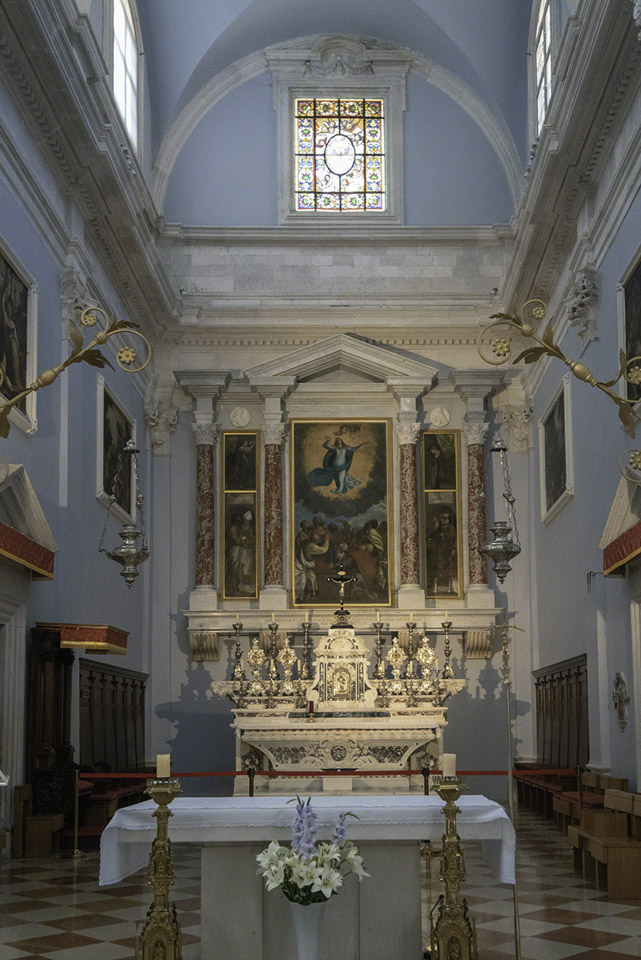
[[101, 795, 514, 960]]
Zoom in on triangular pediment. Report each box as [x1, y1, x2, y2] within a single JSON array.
[[244, 334, 440, 391], [600, 476, 641, 574]]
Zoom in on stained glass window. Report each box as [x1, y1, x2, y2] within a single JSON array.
[[294, 98, 385, 212]]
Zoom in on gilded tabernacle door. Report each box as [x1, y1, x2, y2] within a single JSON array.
[[290, 418, 392, 608]]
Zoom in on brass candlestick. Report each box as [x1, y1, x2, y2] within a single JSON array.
[[373, 620, 386, 678], [430, 777, 478, 960], [301, 620, 312, 680], [135, 777, 183, 960], [442, 619, 454, 679]]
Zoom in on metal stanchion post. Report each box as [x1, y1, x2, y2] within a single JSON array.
[[61, 769, 88, 861], [248, 767, 255, 797]]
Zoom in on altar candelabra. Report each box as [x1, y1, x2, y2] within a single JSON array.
[[373, 618, 386, 678], [135, 778, 183, 960], [430, 776, 478, 960]]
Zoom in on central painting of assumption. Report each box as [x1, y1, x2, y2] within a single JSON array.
[[291, 419, 391, 607]]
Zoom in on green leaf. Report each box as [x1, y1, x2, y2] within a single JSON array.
[[541, 322, 555, 348], [81, 348, 114, 370], [0, 407, 11, 439], [513, 346, 548, 365], [618, 403, 637, 437], [68, 322, 84, 355]]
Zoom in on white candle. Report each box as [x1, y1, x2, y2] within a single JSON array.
[[271, 612, 275, 623], [236, 612, 239, 624], [442, 754, 456, 778], [305, 610, 309, 624], [444, 611, 449, 623], [409, 612, 413, 622], [376, 609, 380, 623], [156, 754, 171, 778], [296, 658, 301, 674]]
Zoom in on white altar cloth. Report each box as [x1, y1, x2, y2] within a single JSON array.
[[100, 794, 515, 886]]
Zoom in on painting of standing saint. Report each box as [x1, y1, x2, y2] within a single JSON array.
[[0, 250, 29, 411], [291, 419, 391, 607]]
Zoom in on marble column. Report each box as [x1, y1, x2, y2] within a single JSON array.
[[397, 421, 424, 608], [193, 423, 218, 588], [464, 422, 489, 586], [263, 422, 286, 588]]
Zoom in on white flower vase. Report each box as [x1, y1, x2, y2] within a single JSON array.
[[289, 899, 328, 960]]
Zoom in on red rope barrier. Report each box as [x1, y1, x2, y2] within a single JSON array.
[[79, 768, 510, 779]]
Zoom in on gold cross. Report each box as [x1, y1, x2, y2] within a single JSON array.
[[327, 564, 355, 610]]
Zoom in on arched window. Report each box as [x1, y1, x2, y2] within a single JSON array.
[[113, 0, 138, 150]]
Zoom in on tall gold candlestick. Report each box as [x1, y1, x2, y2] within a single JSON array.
[[135, 777, 183, 960], [430, 777, 478, 960]]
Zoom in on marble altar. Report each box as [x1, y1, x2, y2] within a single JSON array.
[[212, 611, 465, 793]]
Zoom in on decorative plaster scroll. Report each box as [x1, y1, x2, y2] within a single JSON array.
[[396, 422, 421, 446], [189, 630, 220, 662], [145, 378, 178, 456], [303, 37, 374, 76], [465, 630, 492, 660], [462, 422, 489, 446], [566, 267, 599, 344], [60, 264, 87, 327], [192, 423, 218, 447], [500, 405, 533, 453], [263, 422, 286, 446]]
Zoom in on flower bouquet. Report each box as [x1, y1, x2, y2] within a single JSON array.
[[256, 797, 368, 904]]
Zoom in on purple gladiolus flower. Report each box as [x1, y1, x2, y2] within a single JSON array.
[[334, 812, 347, 845], [292, 797, 318, 858]]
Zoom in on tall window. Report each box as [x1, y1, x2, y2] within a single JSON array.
[[294, 97, 385, 212], [113, 0, 138, 150], [534, 0, 553, 137]]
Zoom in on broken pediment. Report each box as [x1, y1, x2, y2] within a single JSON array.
[[0, 464, 57, 578], [600, 476, 641, 575]]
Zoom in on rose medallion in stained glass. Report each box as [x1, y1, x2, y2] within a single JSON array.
[[295, 97, 385, 212]]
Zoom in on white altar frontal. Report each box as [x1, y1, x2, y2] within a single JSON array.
[[100, 794, 515, 960], [212, 607, 465, 794]]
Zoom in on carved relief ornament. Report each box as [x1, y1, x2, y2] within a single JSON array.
[[462, 422, 489, 446], [192, 422, 218, 446], [396, 422, 421, 446], [263, 422, 286, 446], [566, 266, 599, 344]]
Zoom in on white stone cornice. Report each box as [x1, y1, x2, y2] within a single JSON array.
[[396, 422, 421, 446], [463, 422, 489, 446], [175, 371, 231, 400]]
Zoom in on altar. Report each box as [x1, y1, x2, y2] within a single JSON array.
[[212, 595, 466, 794], [100, 794, 515, 960]]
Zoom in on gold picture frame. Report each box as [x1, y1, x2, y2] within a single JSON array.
[[423, 430, 463, 599], [290, 418, 392, 607], [221, 431, 259, 601]]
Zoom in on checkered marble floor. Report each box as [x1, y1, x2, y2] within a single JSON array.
[[1, 809, 640, 959]]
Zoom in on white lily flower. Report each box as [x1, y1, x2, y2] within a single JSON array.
[[311, 865, 343, 899]]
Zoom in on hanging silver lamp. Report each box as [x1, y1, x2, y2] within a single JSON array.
[[98, 439, 150, 586]]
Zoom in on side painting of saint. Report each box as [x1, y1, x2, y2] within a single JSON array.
[[222, 431, 259, 600], [0, 249, 29, 412], [423, 431, 462, 599], [291, 420, 391, 607]]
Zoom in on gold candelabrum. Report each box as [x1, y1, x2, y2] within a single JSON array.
[[227, 616, 458, 711], [135, 778, 183, 960], [430, 777, 478, 960]]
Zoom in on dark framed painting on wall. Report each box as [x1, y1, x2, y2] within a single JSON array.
[[222, 431, 259, 600], [538, 373, 573, 524], [0, 240, 38, 432], [620, 252, 641, 402], [96, 375, 135, 520], [422, 430, 462, 599], [290, 419, 392, 607]]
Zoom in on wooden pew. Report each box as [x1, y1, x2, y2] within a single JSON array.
[[567, 791, 641, 899]]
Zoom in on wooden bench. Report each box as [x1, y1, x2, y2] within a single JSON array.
[[568, 802, 641, 899], [514, 768, 576, 817], [12, 785, 67, 858], [553, 773, 628, 831]]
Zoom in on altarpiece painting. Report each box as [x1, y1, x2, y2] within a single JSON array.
[[222, 432, 258, 600], [291, 419, 391, 607], [423, 431, 462, 598], [538, 374, 573, 523]]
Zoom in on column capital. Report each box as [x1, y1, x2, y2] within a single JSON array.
[[463, 422, 489, 446], [263, 422, 286, 446], [396, 421, 421, 446], [192, 422, 219, 446]]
